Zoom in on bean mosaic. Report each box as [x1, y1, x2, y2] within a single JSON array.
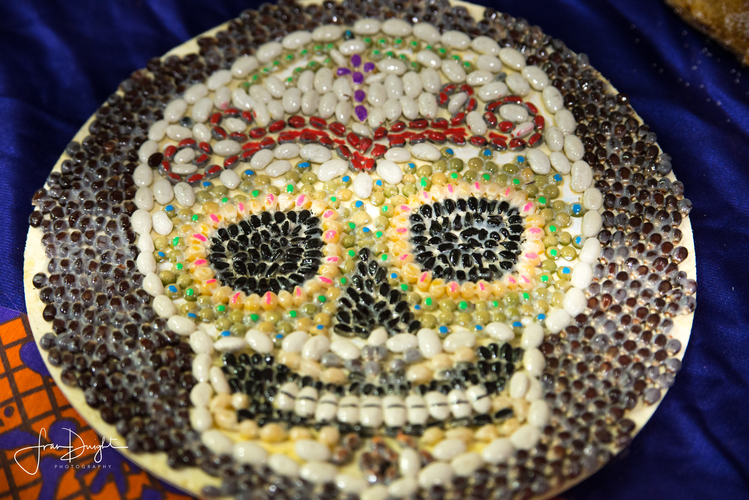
[[27, 1, 696, 499]]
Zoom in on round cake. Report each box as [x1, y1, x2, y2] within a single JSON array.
[[24, 1, 697, 498]]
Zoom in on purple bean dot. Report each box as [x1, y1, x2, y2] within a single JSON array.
[[355, 105, 368, 122], [352, 72, 364, 85], [354, 90, 366, 103], [363, 62, 375, 73], [351, 54, 361, 67], [337, 68, 352, 76]]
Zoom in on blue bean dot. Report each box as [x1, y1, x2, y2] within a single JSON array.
[[513, 321, 522, 328], [187, 313, 197, 318], [414, 305, 421, 310], [376, 180, 383, 186], [439, 326, 448, 334], [562, 267, 571, 274], [202, 181, 212, 187], [342, 176, 350, 182], [390, 273, 397, 279], [554, 174, 562, 182], [572, 204, 581, 214], [408, 163, 416, 169], [157, 252, 166, 258], [221, 330, 231, 337], [517, 156, 525, 163], [362, 227, 370, 233], [317, 324, 324, 330], [446, 148, 454, 155], [165, 205, 174, 212], [299, 162, 310, 168], [244, 169, 255, 176], [355, 201, 363, 208], [537, 314, 546, 321], [475, 325, 483, 330]]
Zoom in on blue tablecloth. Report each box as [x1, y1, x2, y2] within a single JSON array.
[[1, 1, 747, 499]]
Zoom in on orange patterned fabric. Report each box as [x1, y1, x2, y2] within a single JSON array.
[[0, 313, 195, 500]]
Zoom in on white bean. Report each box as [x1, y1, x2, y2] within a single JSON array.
[[466, 111, 487, 136], [333, 77, 352, 100], [555, 108, 576, 135], [298, 70, 314, 93], [442, 30, 471, 49], [133, 163, 153, 187], [184, 83, 207, 104], [318, 92, 337, 119], [301, 90, 320, 116], [367, 82, 387, 107], [206, 70, 231, 90], [571, 160, 593, 192], [367, 107, 386, 128], [476, 54, 503, 73], [382, 18, 412, 37], [231, 56, 258, 78], [522, 65, 550, 90], [264, 75, 285, 98], [352, 18, 381, 35], [400, 96, 419, 120], [253, 101, 270, 127], [384, 98, 403, 122], [191, 97, 214, 122], [164, 99, 187, 122], [499, 47, 526, 70], [314, 67, 334, 93], [384, 74, 404, 99], [336, 100, 352, 124], [377, 58, 407, 75], [413, 23, 440, 44], [283, 30, 312, 50], [467, 70, 493, 86], [283, 88, 302, 114], [420, 68, 442, 93], [416, 50, 441, 69], [441, 59, 466, 83], [550, 151, 571, 174], [447, 93, 468, 115], [256, 42, 282, 63], [134, 186, 153, 211], [165, 125, 191, 141], [268, 99, 284, 121], [478, 81, 508, 101], [213, 86, 231, 110], [544, 126, 564, 151], [471, 36, 500, 55], [418, 92, 438, 119], [312, 24, 343, 42], [542, 86, 564, 113], [152, 178, 174, 205], [250, 84, 271, 105], [339, 39, 367, 55], [402, 71, 422, 98], [506, 73, 530, 96]]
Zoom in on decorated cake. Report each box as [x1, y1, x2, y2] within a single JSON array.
[[24, 1, 697, 498]]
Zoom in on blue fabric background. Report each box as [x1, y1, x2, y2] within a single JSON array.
[[0, 1, 747, 499]]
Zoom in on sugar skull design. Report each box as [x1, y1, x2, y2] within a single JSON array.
[[29, 3, 695, 499]]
